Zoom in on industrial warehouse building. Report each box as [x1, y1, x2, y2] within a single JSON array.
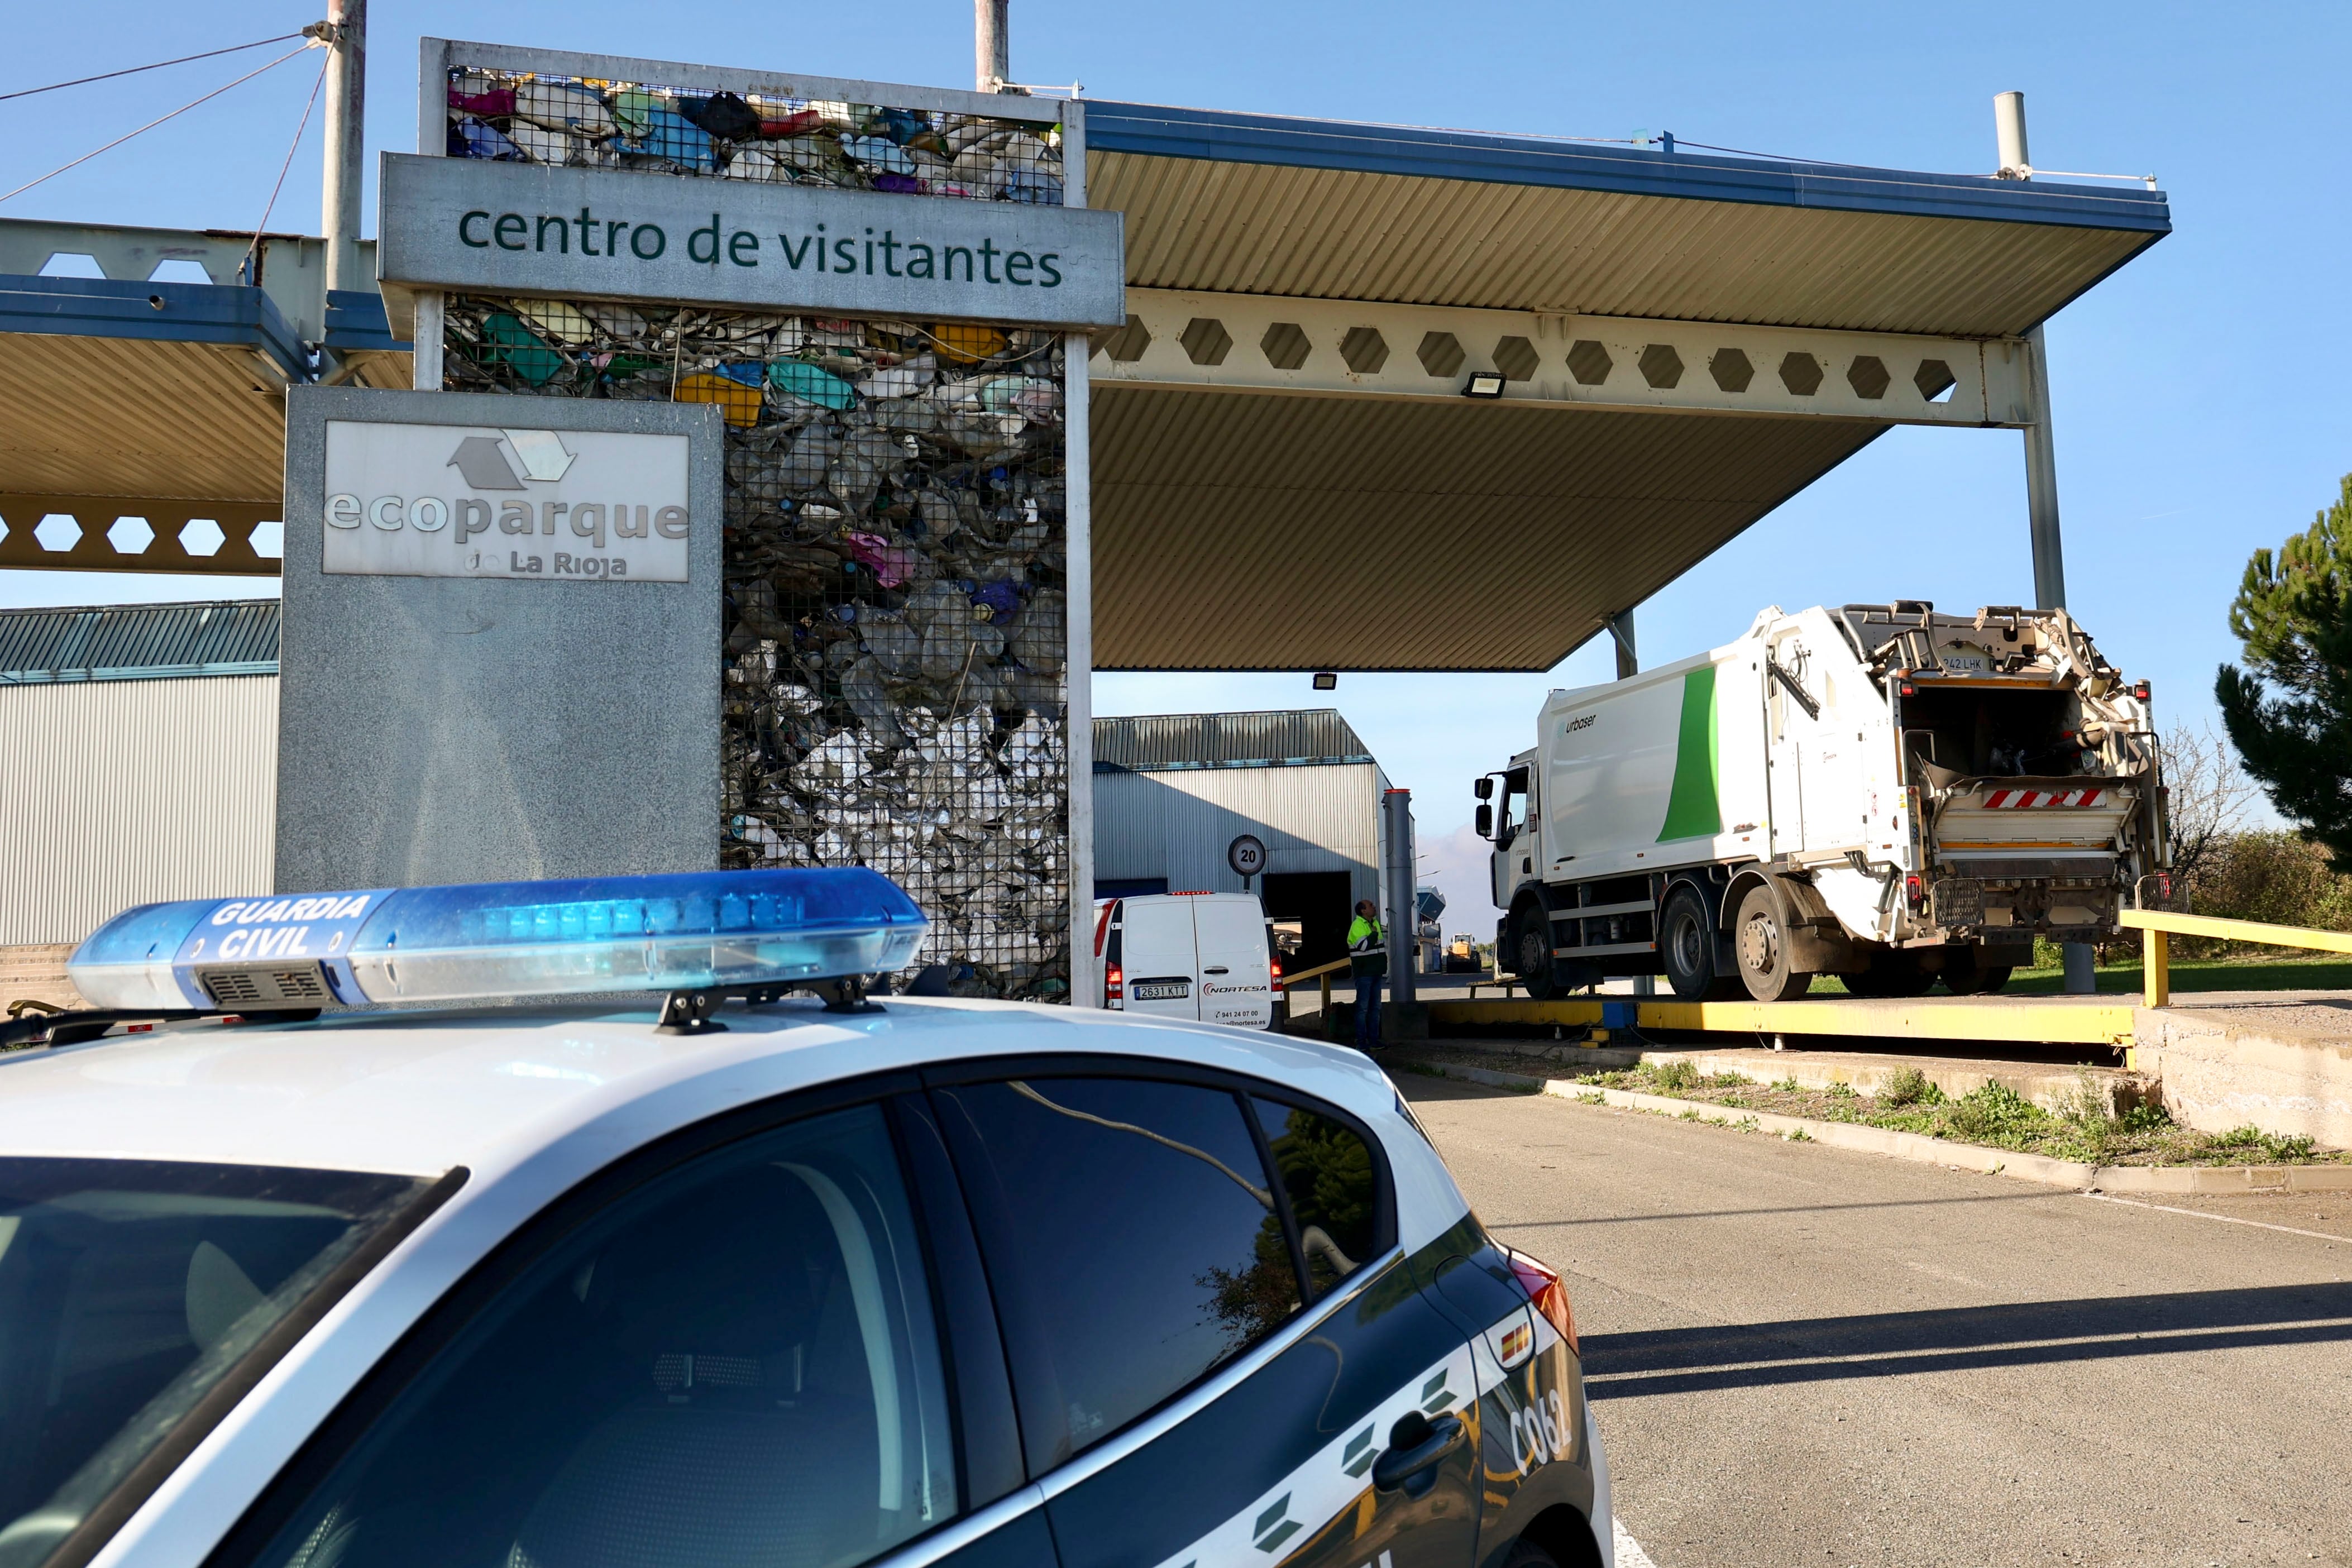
[[0, 601, 279, 1004], [1092, 710, 1402, 976]]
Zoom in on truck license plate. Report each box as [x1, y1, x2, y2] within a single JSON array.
[[1133, 981, 1190, 1000]]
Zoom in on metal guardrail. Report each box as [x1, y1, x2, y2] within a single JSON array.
[[2119, 909, 2352, 1007]]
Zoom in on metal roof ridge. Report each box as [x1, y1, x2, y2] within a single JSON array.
[[1085, 100, 2170, 232]]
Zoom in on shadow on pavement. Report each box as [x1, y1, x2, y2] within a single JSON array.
[[1583, 1279, 2352, 1400]]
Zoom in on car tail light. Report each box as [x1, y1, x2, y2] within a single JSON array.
[[1106, 963, 1124, 1007], [1270, 955, 1283, 983], [1899, 681, 1915, 698], [2133, 681, 2151, 701], [1906, 873, 1923, 909], [1503, 1246, 1576, 1354]]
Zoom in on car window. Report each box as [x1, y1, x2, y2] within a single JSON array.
[[935, 1077, 1298, 1459], [1251, 1097, 1382, 1300], [0, 1159, 430, 1568], [237, 1105, 956, 1568]]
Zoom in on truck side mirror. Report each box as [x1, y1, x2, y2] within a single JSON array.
[[1475, 804, 1493, 838], [1474, 777, 1494, 800]]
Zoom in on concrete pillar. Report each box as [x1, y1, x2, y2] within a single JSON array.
[[320, 0, 366, 297]]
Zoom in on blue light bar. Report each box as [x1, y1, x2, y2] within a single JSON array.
[[67, 869, 929, 1014]]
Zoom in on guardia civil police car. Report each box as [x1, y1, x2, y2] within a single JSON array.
[[0, 869, 1610, 1568]]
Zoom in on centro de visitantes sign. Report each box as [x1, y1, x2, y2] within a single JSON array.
[[376, 154, 1127, 328]]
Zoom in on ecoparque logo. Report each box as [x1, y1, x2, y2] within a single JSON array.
[[326, 428, 689, 551]]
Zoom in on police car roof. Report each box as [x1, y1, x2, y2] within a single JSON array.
[[0, 999, 1464, 1247]]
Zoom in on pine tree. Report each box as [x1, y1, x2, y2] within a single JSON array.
[[2216, 475, 2352, 866]]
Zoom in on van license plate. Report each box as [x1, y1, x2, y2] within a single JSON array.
[[1133, 982, 1190, 1000]]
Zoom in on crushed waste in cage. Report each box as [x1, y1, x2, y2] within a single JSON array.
[[443, 293, 1070, 1001], [443, 67, 1065, 202]]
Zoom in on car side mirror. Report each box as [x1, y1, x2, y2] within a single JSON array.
[[1475, 804, 1493, 838], [1473, 777, 1494, 801]]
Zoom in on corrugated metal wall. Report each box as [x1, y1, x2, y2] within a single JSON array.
[[1094, 761, 1387, 907], [0, 675, 277, 945]]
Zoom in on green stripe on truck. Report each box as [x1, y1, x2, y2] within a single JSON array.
[[1657, 665, 1723, 840]]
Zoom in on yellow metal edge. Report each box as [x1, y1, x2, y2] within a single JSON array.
[[1637, 998, 2136, 1046]]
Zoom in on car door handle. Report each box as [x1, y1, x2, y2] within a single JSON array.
[[1203, 966, 1229, 974], [1371, 1411, 1465, 1499]]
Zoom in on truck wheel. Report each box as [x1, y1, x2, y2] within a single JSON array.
[[1842, 950, 1934, 998], [1732, 885, 1812, 1002], [1661, 888, 1737, 1000], [1511, 912, 1558, 1000], [1942, 948, 2014, 995]]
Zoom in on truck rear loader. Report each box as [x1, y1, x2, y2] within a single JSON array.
[[1475, 603, 2169, 1001]]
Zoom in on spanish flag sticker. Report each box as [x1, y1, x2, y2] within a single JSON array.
[[1498, 1321, 1532, 1367]]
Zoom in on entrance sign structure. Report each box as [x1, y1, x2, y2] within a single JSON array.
[[278, 387, 725, 895], [371, 38, 1124, 1003]]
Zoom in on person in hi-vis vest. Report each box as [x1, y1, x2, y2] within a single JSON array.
[[1346, 899, 1386, 1049]]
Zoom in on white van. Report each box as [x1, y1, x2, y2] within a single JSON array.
[[1092, 892, 1278, 1029]]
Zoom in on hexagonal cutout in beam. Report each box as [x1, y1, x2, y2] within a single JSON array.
[[251, 520, 285, 560], [106, 515, 154, 554], [179, 519, 227, 557], [1847, 356, 1891, 400], [1914, 358, 1958, 403], [33, 514, 82, 552], [1638, 345, 1685, 390], [1566, 340, 1613, 386], [1338, 327, 1389, 375], [1709, 348, 1755, 393], [1260, 322, 1311, 370], [1179, 317, 1233, 367], [1095, 314, 1151, 362], [1416, 331, 1465, 378], [1779, 352, 1824, 396], [1492, 336, 1540, 382]]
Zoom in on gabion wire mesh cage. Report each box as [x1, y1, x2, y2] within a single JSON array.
[[439, 295, 1071, 1001], [442, 66, 1066, 203], [432, 65, 1078, 1000]]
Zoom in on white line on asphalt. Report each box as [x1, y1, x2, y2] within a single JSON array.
[[1613, 1518, 1659, 1568], [2083, 1191, 2344, 1242]]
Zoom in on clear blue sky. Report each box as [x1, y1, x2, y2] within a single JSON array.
[[4, 1, 2341, 919]]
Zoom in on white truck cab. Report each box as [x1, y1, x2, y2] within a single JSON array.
[[1094, 893, 1279, 1028]]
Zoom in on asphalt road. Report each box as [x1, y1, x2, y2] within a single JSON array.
[[1400, 1074, 2352, 1568]]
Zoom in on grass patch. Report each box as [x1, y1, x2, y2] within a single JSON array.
[[1562, 1060, 2345, 1167]]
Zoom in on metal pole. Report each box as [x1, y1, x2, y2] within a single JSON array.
[[2023, 326, 2068, 612], [1994, 90, 2030, 178], [1384, 788, 1417, 1009], [975, 0, 1009, 92], [1607, 610, 1638, 681], [1997, 91, 2092, 996], [320, 0, 366, 297], [1608, 611, 1656, 995]]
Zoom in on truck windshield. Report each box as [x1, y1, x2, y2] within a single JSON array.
[[0, 1158, 432, 1568]]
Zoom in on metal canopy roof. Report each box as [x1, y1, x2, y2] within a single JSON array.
[[1093, 385, 1885, 670], [1080, 102, 2168, 670], [1084, 103, 2168, 334], [0, 105, 2169, 675]]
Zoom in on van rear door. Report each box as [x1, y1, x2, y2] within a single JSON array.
[[1120, 896, 1201, 1019], [1193, 894, 1275, 1029]]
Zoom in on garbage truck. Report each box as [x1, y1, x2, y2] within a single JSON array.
[[1474, 603, 2169, 1001]]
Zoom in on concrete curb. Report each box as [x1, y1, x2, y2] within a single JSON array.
[[1398, 1060, 2352, 1193]]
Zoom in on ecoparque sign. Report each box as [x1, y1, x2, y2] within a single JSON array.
[[377, 153, 1126, 328]]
